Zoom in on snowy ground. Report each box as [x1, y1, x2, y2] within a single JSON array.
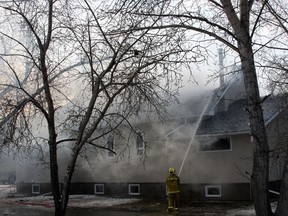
[[0, 185, 278, 215], [14, 194, 141, 209], [0, 185, 15, 198], [227, 202, 278, 216], [0, 185, 140, 208]]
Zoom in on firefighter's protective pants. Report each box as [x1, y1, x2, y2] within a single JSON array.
[[167, 192, 180, 211]]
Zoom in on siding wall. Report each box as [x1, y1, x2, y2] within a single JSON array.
[[15, 114, 284, 201], [17, 182, 253, 201]]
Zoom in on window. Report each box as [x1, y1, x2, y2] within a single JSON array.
[[107, 135, 115, 157], [136, 132, 145, 155], [128, 184, 140, 195], [199, 137, 231, 152], [205, 186, 221, 197], [94, 184, 104, 195], [32, 184, 40, 194]]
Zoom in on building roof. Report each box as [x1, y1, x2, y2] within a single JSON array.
[[165, 69, 288, 138], [196, 94, 288, 136]]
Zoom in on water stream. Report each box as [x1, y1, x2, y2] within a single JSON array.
[[178, 99, 211, 177]]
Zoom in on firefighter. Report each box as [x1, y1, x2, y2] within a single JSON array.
[[166, 167, 180, 212]]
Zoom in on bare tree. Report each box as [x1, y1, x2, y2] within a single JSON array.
[[0, 0, 201, 215], [111, 0, 288, 215], [258, 2, 288, 215]]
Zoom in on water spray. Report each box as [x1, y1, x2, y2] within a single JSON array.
[[178, 100, 211, 177], [178, 48, 224, 177]]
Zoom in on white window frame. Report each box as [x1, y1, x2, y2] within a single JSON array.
[[128, 184, 140, 195], [94, 184, 104, 195], [198, 136, 232, 152], [32, 184, 40, 195], [205, 185, 221, 197], [107, 135, 115, 158], [136, 131, 145, 156]]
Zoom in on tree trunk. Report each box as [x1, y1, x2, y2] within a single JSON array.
[[49, 142, 63, 216], [238, 39, 273, 216], [220, 1, 273, 214], [58, 146, 81, 216], [275, 160, 288, 216]]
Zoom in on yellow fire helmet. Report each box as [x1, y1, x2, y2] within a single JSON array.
[[169, 167, 175, 173]]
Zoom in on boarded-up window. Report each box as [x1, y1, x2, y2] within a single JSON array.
[[199, 137, 231, 152]]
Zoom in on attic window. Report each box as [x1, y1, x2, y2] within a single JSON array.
[[199, 137, 231, 152]]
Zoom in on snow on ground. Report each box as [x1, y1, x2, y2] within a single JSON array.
[[17, 194, 141, 208], [0, 185, 15, 198], [226, 202, 277, 216], [68, 195, 140, 208], [226, 207, 256, 216], [0, 185, 140, 209], [0, 185, 279, 215]]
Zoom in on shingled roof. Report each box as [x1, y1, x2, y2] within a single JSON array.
[[196, 94, 288, 136]]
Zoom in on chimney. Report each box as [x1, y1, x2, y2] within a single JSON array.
[[218, 48, 225, 88], [215, 48, 225, 113]]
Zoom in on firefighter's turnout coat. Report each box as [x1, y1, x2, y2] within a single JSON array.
[[166, 173, 180, 194], [166, 172, 180, 210]]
